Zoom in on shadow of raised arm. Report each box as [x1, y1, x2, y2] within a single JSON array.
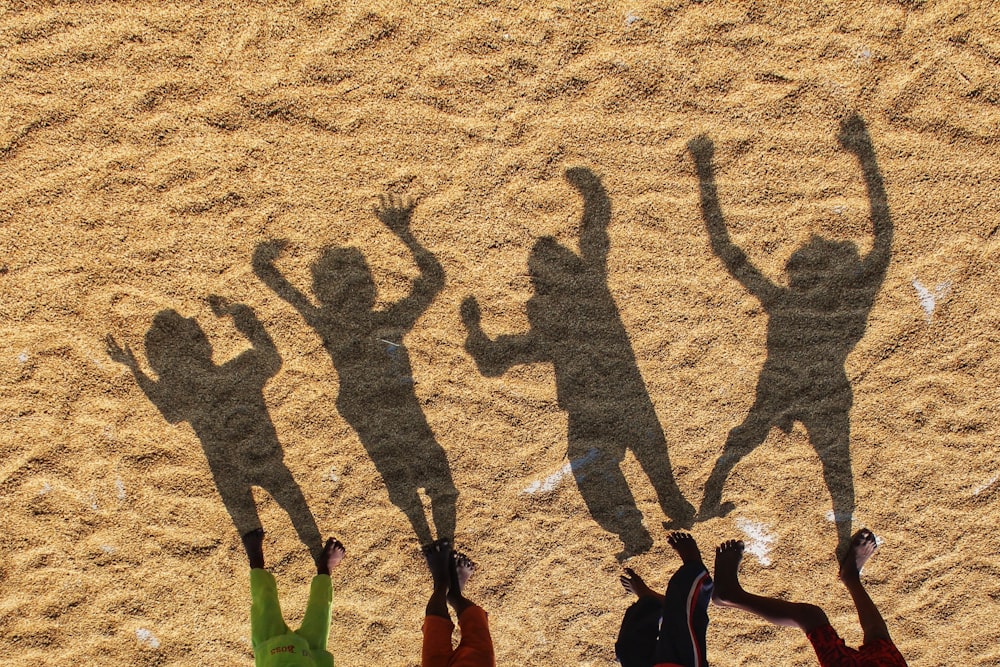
[[377, 196, 445, 329], [210, 296, 282, 378], [688, 135, 780, 306], [460, 296, 543, 376], [105, 333, 181, 423], [253, 240, 320, 326], [566, 167, 611, 273], [838, 115, 893, 282]]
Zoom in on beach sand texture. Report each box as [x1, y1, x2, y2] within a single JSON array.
[[2, 1, 999, 665]]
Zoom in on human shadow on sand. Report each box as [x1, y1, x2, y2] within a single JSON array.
[[253, 197, 457, 546], [688, 114, 892, 554], [107, 297, 324, 557], [461, 167, 696, 560]]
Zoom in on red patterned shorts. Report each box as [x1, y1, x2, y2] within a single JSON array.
[[807, 624, 908, 667]]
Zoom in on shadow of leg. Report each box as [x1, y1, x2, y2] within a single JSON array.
[[267, 464, 325, 560], [571, 446, 653, 560], [697, 411, 773, 520], [808, 411, 856, 556]]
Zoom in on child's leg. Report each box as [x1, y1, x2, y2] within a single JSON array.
[[455, 605, 496, 667], [423, 539, 452, 620], [244, 530, 291, 645], [654, 533, 713, 667], [839, 529, 891, 644], [615, 596, 662, 667], [242, 527, 266, 570], [616, 567, 664, 667], [298, 538, 345, 650], [712, 540, 829, 633], [447, 551, 475, 618], [421, 539, 455, 667], [450, 553, 495, 667], [250, 570, 291, 646]]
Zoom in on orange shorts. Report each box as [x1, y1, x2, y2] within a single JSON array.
[[807, 624, 908, 667], [422, 606, 496, 667]]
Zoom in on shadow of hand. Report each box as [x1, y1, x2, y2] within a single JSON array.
[[105, 334, 137, 368], [838, 114, 871, 154], [253, 239, 290, 270], [687, 135, 715, 163], [460, 296, 481, 330], [374, 194, 415, 235]]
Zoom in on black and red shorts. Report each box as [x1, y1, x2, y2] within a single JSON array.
[[807, 624, 907, 667]]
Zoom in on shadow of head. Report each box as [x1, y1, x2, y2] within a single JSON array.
[[145, 310, 213, 375], [564, 166, 599, 191], [528, 236, 585, 296], [311, 247, 377, 312], [786, 235, 862, 291]]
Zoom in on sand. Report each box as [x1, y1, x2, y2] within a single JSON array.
[[1, 1, 999, 665]]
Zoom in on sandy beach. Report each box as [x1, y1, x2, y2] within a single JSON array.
[[1, 2, 999, 665]]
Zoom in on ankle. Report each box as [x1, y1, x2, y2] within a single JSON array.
[[448, 596, 474, 616], [839, 572, 864, 589]]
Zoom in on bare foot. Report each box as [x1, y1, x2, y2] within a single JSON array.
[[839, 529, 877, 581], [620, 568, 661, 601], [452, 552, 476, 593], [667, 532, 703, 567], [712, 539, 746, 607], [445, 549, 477, 615], [448, 551, 476, 609], [423, 539, 452, 594], [242, 528, 265, 570], [316, 537, 345, 575]]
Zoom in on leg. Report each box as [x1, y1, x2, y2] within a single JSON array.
[[806, 410, 855, 555], [654, 533, 713, 667], [454, 605, 496, 667], [450, 553, 495, 667], [615, 595, 662, 667], [421, 539, 455, 667], [247, 531, 291, 648], [697, 404, 774, 520], [447, 551, 476, 618], [242, 527, 266, 570], [568, 431, 652, 560], [266, 463, 325, 560], [626, 411, 696, 527], [298, 539, 343, 651], [616, 564, 667, 666], [839, 529, 891, 644], [423, 538, 452, 620], [712, 540, 829, 633]]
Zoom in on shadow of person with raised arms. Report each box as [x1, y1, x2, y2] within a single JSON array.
[[688, 114, 893, 554], [253, 197, 457, 547], [461, 167, 696, 560], [106, 296, 324, 557]]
